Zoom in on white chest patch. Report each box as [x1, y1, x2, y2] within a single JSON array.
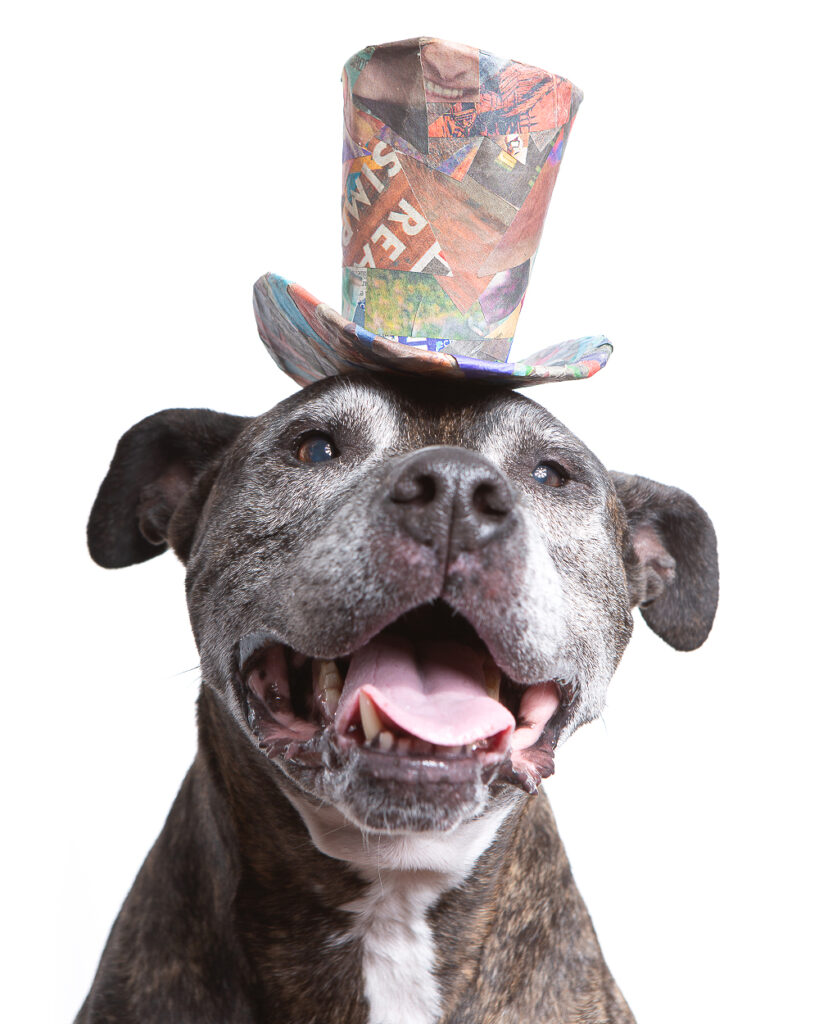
[[282, 793, 512, 1024], [343, 869, 445, 1024]]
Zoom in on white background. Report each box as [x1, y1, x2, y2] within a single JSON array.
[[2, 2, 816, 1021]]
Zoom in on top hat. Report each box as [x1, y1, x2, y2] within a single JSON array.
[[253, 38, 611, 388]]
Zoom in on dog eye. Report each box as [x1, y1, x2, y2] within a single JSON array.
[[296, 433, 339, 464], [533, 461, 567, 487]]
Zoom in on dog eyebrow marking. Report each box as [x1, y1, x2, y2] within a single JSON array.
[[277, 377, 400, 447], [476, 402, 587, 472]]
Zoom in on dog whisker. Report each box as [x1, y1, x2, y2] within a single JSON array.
[[170, 664, 202, 679]]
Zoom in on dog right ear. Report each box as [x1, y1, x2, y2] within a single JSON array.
[[87, 408, 251, 569], [610, 471, 719, 651]]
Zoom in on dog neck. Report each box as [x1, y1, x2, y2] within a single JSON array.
[[281, 789, 517, 1024]]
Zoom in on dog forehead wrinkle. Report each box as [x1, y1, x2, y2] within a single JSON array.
[[337, 374, 541, 450]]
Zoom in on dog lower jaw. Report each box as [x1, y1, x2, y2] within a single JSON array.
[[274, 745, 521, 836], [251, 695, 565, 834], [279, 777, 522, 873]]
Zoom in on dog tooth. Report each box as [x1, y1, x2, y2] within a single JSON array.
[[359, 692, 382, 741], [378, 730, 395, 752], [315, 661, 342, 717], [434, 743, 462, 757], [396, 737, 412, 755], [317, 659, 342, 689], [484, 662, 501, 701]]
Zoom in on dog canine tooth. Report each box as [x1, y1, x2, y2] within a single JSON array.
[[483, 661, 501, 701], [378, 730, 395, 752], [359, 692, 382, 741]]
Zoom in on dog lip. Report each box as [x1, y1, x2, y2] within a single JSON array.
[[235, 598, 561, 689], [237, 630, 282, 675], [234, 613, 575, 794], [335, 730, 509, 774], [235, 595, 503, 667], [342, 743, 491, 785]]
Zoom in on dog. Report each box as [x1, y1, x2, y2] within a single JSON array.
[[77, 372, 718, 1023]]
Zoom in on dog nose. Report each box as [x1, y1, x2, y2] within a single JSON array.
[[387, 447, 516, 553]]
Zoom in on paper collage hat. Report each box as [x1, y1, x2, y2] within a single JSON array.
[[254, 38, 611, 388]]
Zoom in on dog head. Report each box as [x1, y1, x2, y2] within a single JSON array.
[[88, 374, 718, 835]]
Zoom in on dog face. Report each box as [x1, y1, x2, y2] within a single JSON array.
[[88, 374, 718, 834]]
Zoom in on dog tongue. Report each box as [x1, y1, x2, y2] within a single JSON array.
[[345, 636, 515, 746]]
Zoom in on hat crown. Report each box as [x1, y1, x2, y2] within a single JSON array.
[[341, 38, 582, 364]]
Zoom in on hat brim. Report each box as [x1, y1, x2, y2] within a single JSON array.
[[253, 273, 611, 389]]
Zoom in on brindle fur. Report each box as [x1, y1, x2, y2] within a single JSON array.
[[79, 690, 633, 1023], [78, 374, 718, 1023]]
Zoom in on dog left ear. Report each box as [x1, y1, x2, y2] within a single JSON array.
[[88, 408, 251, 569], [610, 472, 719, 651]]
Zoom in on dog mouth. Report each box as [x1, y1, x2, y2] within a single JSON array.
[[237, 600, 569, 794]]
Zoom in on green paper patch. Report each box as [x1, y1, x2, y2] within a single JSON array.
[[365, 270, 460, 339]]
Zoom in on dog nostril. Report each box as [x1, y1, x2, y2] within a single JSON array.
[[473, 482, 510, 519], [391, 472, 437, 506]]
